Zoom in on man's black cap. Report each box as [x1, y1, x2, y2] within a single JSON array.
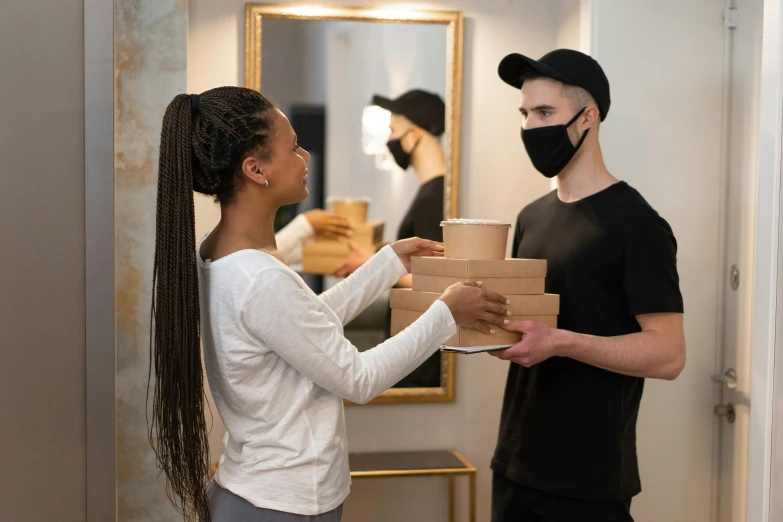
[[498, 49, 611, 121], [371, 89, 445, 136]]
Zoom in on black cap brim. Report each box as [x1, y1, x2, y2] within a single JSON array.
[[498, 53, 576, 89], [371, 95, 400, 114]]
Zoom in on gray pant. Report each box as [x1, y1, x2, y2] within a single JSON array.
[[207, 480, 343, 521]]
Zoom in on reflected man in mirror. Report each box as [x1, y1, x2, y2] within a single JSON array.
[[334, 89, 448, 389], [333, 89, 447, 286]]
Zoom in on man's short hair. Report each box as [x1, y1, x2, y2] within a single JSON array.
[[524, 74, 599, 118]]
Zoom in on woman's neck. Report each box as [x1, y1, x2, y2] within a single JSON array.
[[206, 196, 278, 261]]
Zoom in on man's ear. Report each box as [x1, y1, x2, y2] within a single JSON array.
[[582, 106, 600, 130], [407, 125, 424, 147], [241, 155, 268, 187]]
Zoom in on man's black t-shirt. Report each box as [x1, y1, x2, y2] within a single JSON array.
[[397, 175, 444, 243], [491, 181, 684, 502]]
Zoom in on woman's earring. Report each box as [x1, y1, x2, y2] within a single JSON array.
[[264, 180, 269, 187]]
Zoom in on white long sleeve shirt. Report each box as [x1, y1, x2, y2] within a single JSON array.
[[275, 213, 314, 266], [197, 242, 456, 515]]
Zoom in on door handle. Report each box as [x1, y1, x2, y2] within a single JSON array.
[[714, 403, 736, 423], [711, 368, 737, 390]]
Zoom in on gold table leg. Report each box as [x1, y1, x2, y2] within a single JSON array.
[[449, 475, 456, 522], [469, 472, 476, 522]]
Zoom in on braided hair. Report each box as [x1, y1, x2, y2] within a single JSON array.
[[148, 87, 277, 521]]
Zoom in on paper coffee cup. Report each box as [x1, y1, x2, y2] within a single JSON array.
[[440, 219, 511, 260], [328, 197, 370, 226]]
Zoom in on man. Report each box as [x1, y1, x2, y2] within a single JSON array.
[[490, 49, 686, 522]]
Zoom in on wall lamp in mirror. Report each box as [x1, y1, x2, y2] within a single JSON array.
[[361, 105, 398, 172]]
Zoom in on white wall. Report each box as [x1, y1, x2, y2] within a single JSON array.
[[189, 1, 564, 520], [1, 1, 87, 521], [552, 0, 581, 50]]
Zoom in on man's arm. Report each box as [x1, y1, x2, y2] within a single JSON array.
[[558, 313, 685, 380], [492, 312, 686, 381]]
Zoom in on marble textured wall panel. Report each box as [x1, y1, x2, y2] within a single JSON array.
[[115, 0, 188, 520]]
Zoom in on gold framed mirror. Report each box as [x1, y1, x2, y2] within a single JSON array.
[[245, 4, 463, 404]]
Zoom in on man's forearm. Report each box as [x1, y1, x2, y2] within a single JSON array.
[[556, 328, 685, 380]]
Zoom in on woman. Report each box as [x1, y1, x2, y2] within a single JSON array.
[[147, 87, 510, 521]]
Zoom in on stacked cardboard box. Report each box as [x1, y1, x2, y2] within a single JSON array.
[[391, 257, 559, 347], [302, 219, 387, 275]]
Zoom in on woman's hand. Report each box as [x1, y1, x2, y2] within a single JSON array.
[[438, 282, 510, 334], [304, 209, 353, 239], [391, 237, 445, 272]]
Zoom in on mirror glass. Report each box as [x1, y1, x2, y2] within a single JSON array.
[[253, 12, 459, 401]]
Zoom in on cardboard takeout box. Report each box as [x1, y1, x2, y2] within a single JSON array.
[[391, 308, 557, 347], [411, 257, 547, 295], [390, 288, 560, 316]]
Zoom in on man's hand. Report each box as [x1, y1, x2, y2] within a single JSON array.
[[489, 320, 563, 367], [333, 241, 373, 278], [390, 237, 445, 272], [304, 209, 353, 240]]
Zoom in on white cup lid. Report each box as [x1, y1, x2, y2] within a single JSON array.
[[440, 218, 511, 227], [327, 196, 371, 203]]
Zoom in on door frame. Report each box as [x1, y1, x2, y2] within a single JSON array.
[[747, 1, 783, 521], [84, 0, 115, 520]]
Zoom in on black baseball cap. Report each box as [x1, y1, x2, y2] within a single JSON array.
[[371, 89, 445, 137], [498, 49, 611, 121]]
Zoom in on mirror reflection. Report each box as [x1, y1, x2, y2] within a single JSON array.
[[260, 18, 452, 394]]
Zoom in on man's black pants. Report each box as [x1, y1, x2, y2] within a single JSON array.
[[491, 472, 634, 522]]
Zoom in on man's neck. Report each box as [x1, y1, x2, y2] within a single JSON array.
[[411, 139, 446, 185], [556, 145, 617, 203]]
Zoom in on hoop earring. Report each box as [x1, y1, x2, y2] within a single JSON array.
[[264, 180, 269, 187]]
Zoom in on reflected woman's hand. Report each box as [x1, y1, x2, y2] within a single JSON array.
[[304, 209, 353, 239], [332, 241, 373, 278]]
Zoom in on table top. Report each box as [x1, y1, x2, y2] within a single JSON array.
[[349, 449, 475, 478]]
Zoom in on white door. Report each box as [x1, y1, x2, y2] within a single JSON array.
[[586, 1, 756, 520], [717, 1, 762, 520]]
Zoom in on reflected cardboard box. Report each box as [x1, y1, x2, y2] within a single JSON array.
[[411, 257, 547, 295], [316, 219, 384, 249], [302, 240, 387, 275]]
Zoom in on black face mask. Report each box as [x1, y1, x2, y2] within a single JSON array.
[[387, 130, 419, 170], [521, 107, 589, 178]]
